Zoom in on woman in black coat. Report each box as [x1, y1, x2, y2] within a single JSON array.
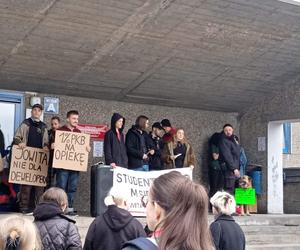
[[104, 113, 128, 168], [210, 191, 245, 250]]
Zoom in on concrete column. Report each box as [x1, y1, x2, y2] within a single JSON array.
[[267, 122, 284, 214]]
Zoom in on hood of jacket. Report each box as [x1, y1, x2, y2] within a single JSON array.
[[103, 205, 134, 231], [111, 113, 125, 134], [33, 201, 64, 221]]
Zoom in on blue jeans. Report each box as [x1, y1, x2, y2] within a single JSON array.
[[133, 165, 149, 171], [56, 169, 79, 208]]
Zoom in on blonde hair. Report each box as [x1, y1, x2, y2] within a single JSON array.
[[40, 187, 68, 208], [104, 187, 130, 207], [210, 191, 236, 215], [0, 216, 41, 250]]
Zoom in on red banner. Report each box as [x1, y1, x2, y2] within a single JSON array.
[[77, 124, 108, 140]]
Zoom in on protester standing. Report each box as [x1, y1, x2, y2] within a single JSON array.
[[53, 110, 90, 216], [104, 113, 128, 168], [126, 115, 154, 171], [47, 116, 61, 189], [148, 122, 164, 171], [209, 132, 224, 197], [218, 124, 240, 194], [161, 119, 176, 144], [13, 104, 49, 214], [162, 128, 195, 169]]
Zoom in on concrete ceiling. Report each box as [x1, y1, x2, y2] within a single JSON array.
[[0, 0, 300, 112]]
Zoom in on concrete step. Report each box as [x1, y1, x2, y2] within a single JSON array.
[[247, 244, 300, 250]]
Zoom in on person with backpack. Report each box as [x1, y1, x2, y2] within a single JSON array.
[[13, 104, 49, 214], [33, 187, 82, 250], [210, 191, 246, 250], [122, 171, 214, 250], [104, 113, 128, 168], [83, 187, 146, 250]]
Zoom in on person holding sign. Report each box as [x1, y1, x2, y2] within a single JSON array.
[[104, 113, 128, 168], [13, 103, 49, 214], [53, 110, 91, 216], [162, 128, 195, 169], [126, 115, 155, 171]]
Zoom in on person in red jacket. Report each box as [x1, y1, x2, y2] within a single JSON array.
[[161, 119, 176, 144]]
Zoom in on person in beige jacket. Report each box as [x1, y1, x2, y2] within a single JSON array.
[[162, 128, 196, 169], [13, 104, 49, 214]]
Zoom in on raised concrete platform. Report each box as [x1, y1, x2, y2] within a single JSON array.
[[1, 213, 300, 250]]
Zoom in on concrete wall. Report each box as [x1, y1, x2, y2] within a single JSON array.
[[24, 93, 238, 215], [240, 83, 300, 213]]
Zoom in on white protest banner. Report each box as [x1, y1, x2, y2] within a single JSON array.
[[53, 130, 90, 172], [8, 145, 49, 187], [113, 167, 193, 216]]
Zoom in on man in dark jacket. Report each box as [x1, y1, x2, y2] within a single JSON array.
[[218, 124, 240, 194], [104, 113, 128, 168], [13, 104, 49, 214], [148, 122, 164, 171], [83, 188, 146, 250], [126, 115, 154, 171]]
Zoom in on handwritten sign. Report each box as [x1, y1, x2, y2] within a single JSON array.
[[53, 130, 90, 172], [235, 188, 256, 205], [8, 146, 49, 187], [113, 167, 193, 216]]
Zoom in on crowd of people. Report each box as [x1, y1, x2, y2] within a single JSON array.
[[0, 104, 247, 249]]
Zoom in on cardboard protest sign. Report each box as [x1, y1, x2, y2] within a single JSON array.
[[235, 188, 256, 205], [113, 167, 193, 216], [53, 130, 90, 172], [8, 145, 49, 187]]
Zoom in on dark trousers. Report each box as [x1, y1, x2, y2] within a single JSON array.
[[224, 170, 236, 194], [209, 169, 224, 197], [19, 184, 44, 212], [56, 169, 79, 208]]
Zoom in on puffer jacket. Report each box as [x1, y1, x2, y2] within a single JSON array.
[[34, 201, 82, 250]]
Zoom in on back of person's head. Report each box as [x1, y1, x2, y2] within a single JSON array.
[[210, 191, 236, 215], [40, 187, 68, 211], [104, 186, 130, 209], [0, 216, 41, 250], [150, 171, 213, 250]]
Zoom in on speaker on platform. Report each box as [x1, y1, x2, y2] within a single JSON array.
[[90, 164, 113, 217]]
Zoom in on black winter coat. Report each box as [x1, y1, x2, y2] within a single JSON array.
[[148, 133, 164, 171], [126, 126, 153, 169], [83, 205, 146, 250], [34, 202, 82, 250], [210, 214, 245, 250], [104, 113, 128, 168], [218, 133, 240, 171]]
